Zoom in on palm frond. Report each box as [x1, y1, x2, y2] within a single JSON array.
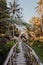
[[13, 0, 16, 7], [22, 22, 32, 29], [9, 2, 13, 8], [16, 4, 20, 8], [35, 6, 38, 10]]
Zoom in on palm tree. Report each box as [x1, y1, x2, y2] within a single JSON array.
[[0, 0, 10, 38], [9, 0, 23, 19], [35, 0, 43, 33], [8, 0, 23, 39]]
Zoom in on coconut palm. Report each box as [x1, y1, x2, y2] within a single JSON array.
[[9, 0, 23, 19], [35, 0, 43, 33], [9, 0, 23, 39]]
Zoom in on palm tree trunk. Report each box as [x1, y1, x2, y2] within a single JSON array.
[[41, 15, 43, 35], [13, 24, 14, 42], [13, 25, 14, 37]]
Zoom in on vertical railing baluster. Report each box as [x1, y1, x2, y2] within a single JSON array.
[[10, 57, 12, 65]]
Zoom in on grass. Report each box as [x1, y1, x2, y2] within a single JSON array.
[[28, 41, 43, 63], [0, 40, 16, 65]]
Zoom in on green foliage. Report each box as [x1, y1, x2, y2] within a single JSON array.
[[0, 0, 10, 38], [0, 0, 7, 11], [16, 44, 20, 53], [0, 41, 15, 65], [28, 41, 43, 63], [0, 0, 9, 19], [14, 27, 19, 37]]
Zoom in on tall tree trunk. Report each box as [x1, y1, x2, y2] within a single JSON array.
[[41, 15, 43, 35], [13, 24, 14, 42]]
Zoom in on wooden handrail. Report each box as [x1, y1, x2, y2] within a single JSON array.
[[3, 42, 18, 65], [23, 43, 43, 65]]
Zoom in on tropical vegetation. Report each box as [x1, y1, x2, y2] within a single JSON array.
[[0, 0, 43, 64]]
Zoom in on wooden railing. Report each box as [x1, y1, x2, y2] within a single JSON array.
[[3, 42, 18, 65], [3, 41, 43, 65], [22, 43, 43, 65]]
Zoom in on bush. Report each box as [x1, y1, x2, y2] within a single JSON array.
[[0, 41, 15, 65], [0, 38, 8, 45]]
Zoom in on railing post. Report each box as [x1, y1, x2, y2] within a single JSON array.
[[15, 47, 16, 58], [7, 55, 14, 65], [10, 57, 12, 65], [11, 54, 14, 65]]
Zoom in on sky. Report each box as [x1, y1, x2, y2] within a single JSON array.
[[7, 0, 38, 23]]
